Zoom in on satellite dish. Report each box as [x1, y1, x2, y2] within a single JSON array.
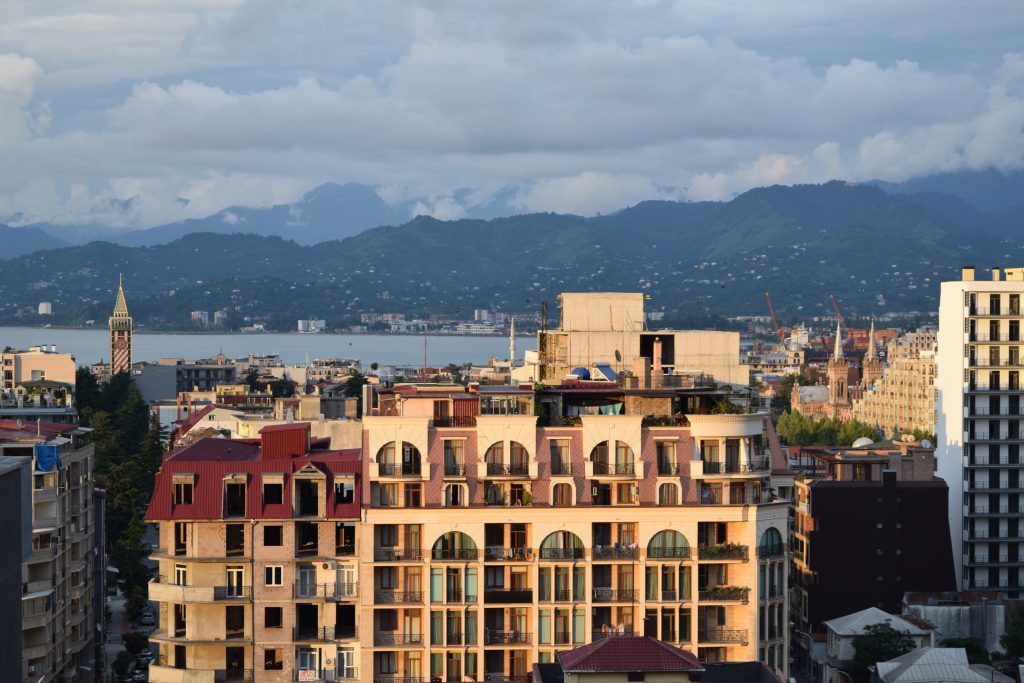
[[921, 439, 932, 449], [614, 350, 622, 362]]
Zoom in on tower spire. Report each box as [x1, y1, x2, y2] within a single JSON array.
[[832, 320, 844, 361], [865, 320, 879, 360], [509, 316, 516, 366]]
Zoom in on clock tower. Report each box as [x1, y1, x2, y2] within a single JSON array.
[[109, 274, 133, 375]]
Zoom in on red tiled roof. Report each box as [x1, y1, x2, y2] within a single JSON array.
[[259, 422, 311, 434], [557, 637, 704, 673]]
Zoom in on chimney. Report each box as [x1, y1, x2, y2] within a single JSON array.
[[632, 357, 651, 389], [992, 267, 1002, 282], [652, 337, 663, 389], [962, 266, 975, 282]]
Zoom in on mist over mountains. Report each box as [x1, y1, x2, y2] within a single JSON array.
[[1, 169, 1022, 330]]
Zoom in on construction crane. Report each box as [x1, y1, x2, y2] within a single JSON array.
[[829, 292, 846, 328], [764, 292, 785, 342]]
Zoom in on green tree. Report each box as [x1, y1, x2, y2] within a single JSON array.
[[370, 362, 379, 372], [1000, 614, 1024, 658], [244, 368, 260, 392], [851, 621, 917, 673], [939, 637, 990, 665], [344, 372, 368, 397], [112, 650, 134, 677], [270, 378, 295, 398], [74, 367, 101, 422]]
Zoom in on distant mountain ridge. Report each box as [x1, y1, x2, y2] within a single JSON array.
[[1, 178, 1021, 329]]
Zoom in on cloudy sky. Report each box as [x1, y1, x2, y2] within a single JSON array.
[[2, 0, 1023, 228]]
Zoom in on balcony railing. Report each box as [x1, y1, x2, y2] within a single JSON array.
[[642, 414, 690, 426], [374, 548, 422, 561], [293, 582, 358, 600], [214, 585, 252, 600], [966, 506, 1012, 515], [484, 630, 532, 645], [431, 548, 479, 561], [485, 547, 534, 561], [698, 586, 750, 603], [698, 544, 749, 561], [593, 462, 635, 476], [551, 462, 573, 476], [699, 627, 748, 644], [593, 546, 639, 560], [591, 588, 638, 602], [970, 555, 1013, 564], [374, 632, 423, 646], [443, 463, 466, 476], [374, 590, 423, 604], [702, 457, 770, 474], [592, 628, 636, 640], [433, 416, 477, 428], [486, 463, 531, 476], [484, 589, 534, 603], [293, 627, 335, 642], [757, 545, 786, 559], [539, 547, 585, 561], [648, 546, 691, 559], [377, 463, 422, 477], [657, 462, 680, 476]]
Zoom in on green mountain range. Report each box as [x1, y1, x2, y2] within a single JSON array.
[[0, 179, 1020, 330]]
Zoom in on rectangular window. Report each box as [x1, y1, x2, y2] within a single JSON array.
[[262, 482, 283, 505], [174, 564, 187, 586], [264, 648, 283, 670], [550, 440, 571, 475], [335, 479, 354, 504], [225, 524, 244, 557], [265, 606, 283, 628], [405, 483, 422, 508], [264, 525, 282, 546], [264, 566, 283, 586], [173, 481, 193, 505]]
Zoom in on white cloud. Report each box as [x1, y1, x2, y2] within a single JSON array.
[[0, 3, 1022, 228]]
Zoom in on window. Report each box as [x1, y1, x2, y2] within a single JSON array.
[[173, 481, 193, 505], [264, 648, 283, 670], [550, 440, 571, 475], [265, 606, 283, 628], [658, 483, 679, 505], [405, 483, 422, 508], [263, 525, 282, 547], [262, 482, 282, 505], [264, 566, 283, 586], [617, 483, 637, 504], [552, 483, 573, 506], [174, 564, 187, 586], [335, 480, 354, 504], [225, 524, 244, 557]]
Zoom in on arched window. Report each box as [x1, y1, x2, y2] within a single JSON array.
[[552, 483, 573, 507], [376, 442, 421, 476], [444, 484, 467, 507], [539, 531, 584, 560], [509, 441, 529, 475], [590, 441, 635, 475], [432, 531, 478, 560], [658, 483, 679, 506], [485, 443, 504, 475], [648, 530, 690, 559], [758, 527, 784, 559]]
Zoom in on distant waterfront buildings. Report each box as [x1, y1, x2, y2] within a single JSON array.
[[191, 310, 210, 327], [298, 319, 327, 334], [37, 302, 52, 316]]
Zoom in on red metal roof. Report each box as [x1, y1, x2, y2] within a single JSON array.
[[0, 419, 76, 437], [259, 422, 311, 434], [557, 636, 704, 673], [146, 437, 362, 522]]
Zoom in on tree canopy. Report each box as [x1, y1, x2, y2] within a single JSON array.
[[776, 410, 878, 446], [851, 621, 917, 673]]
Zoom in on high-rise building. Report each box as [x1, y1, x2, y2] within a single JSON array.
[[937, 266, 1024, 591], [1, 420, 98, 681], [109, 274, 133, 375], [0, 455, 32, 677]]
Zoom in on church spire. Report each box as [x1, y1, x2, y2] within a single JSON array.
[[864, 320, 879, 360], [112, 272, 130, 318], [832, 320, 844, 361], [509, 316, 516, 366]]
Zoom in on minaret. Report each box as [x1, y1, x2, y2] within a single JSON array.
[[862, 320, 884, 388], [109, 273, 133, 375], [827, 321, 849, 406], [509, 317, 516, 367]]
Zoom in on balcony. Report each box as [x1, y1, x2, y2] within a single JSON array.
[[377, 463, 422, 477], [214, 585, 251, 600], [592, 546, 639, 561], [966, 506, 1012, 516], [483, 589, 533, 604], [443, 463, 467, 477], [657, 462, 681, 476], [374, 548, 423, 562], [432, 416, 477, 428], [698, 586, 750, 603], [701, 457, 771, 475], [374, 632, 423, 646], [699, 627, 749, 644], [433, 590, 475, 604], [591, 588, 638, 602], [478, 461, 538, 479], [293, 582, 358, 600], [374, 590, 423, 604], [647, 546, 690, 559], [485, 547, 534, 561], [551, 462, 573, 476], [591, 462, 636, 477], [539, 547, 585, 561], [293, 626, 337, 642], [150, 577, 251, 603], [698, 544, 749, 561], [757, 545, 786, 559], [969, 554, 1017, 565], [484, 630, 532, 645], [149, 662, 253, 683], [431, 548, 479, 561]]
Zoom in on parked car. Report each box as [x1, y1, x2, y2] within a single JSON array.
[[137, 650, 154, 663], [138, 613, 154, 626], [131, 670, 147, 683]]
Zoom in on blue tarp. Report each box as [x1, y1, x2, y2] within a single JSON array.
[[34, 442, 62, 472]]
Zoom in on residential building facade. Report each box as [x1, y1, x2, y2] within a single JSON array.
[[2, 345, 76, 390], [851, 328, 937, 437]]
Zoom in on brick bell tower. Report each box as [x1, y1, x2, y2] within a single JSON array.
[[109, 274, 133, 375]]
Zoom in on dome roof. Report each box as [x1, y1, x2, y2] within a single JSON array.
[[787, 341, 803, 352], [851, 436, 874, 448]]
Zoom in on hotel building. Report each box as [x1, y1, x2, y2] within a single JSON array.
[[146, 379, 790, 682]]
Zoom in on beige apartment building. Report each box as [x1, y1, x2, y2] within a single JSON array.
[[851, 329, 937, 437], [2, 345, 77, 389], [0, 420, 97, 683], [145, 378, 789, 683]]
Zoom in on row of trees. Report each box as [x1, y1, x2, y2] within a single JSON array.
[[77, 368, 165, 615], [775, 410, 879, 446]]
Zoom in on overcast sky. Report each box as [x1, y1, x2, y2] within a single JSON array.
[[2, 0, 1023, 229]]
